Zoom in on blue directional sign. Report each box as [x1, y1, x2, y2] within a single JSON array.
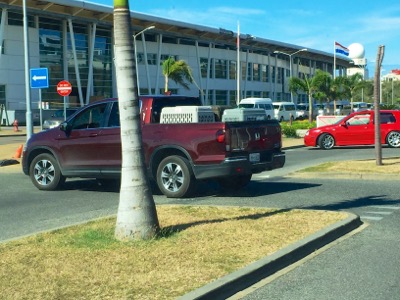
[[30, 68, 49, 89]]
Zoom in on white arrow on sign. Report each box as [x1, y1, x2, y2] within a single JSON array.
[[32, 75, 47, 81]]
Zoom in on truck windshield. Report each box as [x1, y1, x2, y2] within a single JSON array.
[[238, 104, 254, 108]]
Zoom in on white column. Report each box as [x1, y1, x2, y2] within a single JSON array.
[[67, 19, 84, 107], [86, 23, 96, 105]]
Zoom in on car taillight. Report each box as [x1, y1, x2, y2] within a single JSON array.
[[216, 129, 225, 143]]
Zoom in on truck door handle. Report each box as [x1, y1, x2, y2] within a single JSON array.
[[89, 133, 98, 137]]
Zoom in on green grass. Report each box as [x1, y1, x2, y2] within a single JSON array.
[[298, 158, 400, 174]]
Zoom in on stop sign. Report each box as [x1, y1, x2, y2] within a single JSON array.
[[57, 80, 72, 96]]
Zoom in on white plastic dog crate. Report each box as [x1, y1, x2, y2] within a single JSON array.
[[160, 106, 215, 123], [222, 108, 267, 122]]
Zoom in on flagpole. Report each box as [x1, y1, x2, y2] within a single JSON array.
[[333, 41, 336, 79], [236, 21, 240, 105]]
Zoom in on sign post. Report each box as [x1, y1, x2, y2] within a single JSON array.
[[57, 80, 72, 121], [30, 68, 49, 131]]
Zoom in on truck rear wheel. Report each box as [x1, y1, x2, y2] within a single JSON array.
[[218, 174, 252, 190], [156, 155, 194, 198], [29, 153, 65, 190]]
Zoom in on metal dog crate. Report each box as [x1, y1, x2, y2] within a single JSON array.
[[160, 106, 215, 123], [222, 108, 266, 122]]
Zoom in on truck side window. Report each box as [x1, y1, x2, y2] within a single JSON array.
[[71, 104, 107, 130], [108, 103, 120, 127]]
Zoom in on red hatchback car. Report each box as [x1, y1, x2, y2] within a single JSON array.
[[304, 110, 400, 150]]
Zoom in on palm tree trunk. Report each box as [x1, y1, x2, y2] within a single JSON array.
[[164, 74, 169, 93], [308, 94, 313, 123], [113, 0, 159, 240]]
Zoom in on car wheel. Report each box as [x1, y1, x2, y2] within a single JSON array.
[[218, 174, 252, 190], [386, 131, 400, 148], [318, 133, 335, 150], [279, 116, 284, 122], [29, 153, 65, 190], [156, 155, 194, 198]]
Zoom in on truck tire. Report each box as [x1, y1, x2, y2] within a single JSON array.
[[29, 153, 65, 190], [218, 174, 252, 190], [156, 155, 194, 198]]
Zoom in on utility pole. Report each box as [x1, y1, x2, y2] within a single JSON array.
[[374, 45, 385, 166]]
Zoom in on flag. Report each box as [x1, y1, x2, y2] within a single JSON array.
[[335, 42, 349, 56]]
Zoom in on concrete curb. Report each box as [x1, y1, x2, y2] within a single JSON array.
[[0, 133, 25, 137], [287, 171, 400, 181], [178, 212, 362, 300], [282, 144, 304, 150]]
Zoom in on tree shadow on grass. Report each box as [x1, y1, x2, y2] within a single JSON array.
[[159, 208, 292, 237]]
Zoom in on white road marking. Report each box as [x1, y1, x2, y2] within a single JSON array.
[[369, 205, 400, 210], [360, 216, 383, 221], [364, 211, 393, 215]]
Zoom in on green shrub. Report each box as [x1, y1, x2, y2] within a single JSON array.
[[280, 120, 316, 138], [281, 125, 298, 138]]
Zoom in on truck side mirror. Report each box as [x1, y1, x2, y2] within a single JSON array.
[[59, 121, 72, 136]]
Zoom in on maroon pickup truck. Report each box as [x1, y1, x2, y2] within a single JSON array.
[[22, 95, 285, 198]]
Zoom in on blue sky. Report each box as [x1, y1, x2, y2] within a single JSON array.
[[96, 0, 400, 75]]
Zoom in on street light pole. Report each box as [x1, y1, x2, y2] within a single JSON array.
[[133, 26, 155, 95], [23, 0, 33, 140], [274, 48, 307, 103]]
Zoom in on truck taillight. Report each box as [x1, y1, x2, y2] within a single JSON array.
[[216, 129, 225, 143]]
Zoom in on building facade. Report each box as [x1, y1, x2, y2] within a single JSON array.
[[0, 0, 350, 124]]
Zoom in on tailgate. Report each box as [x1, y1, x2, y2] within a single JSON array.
[[226, 120, 282, 153]]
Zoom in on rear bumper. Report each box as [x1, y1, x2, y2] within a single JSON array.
[[193, 151, 285, 180]]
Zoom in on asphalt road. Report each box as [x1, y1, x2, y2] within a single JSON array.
[[239, 199, 400, 300], [1, 145, 399, 242], [1, 145, 400, 299]]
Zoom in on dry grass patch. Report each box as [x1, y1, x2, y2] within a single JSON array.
[[301, 157, 400, 174], [0, 205, 347, 300]]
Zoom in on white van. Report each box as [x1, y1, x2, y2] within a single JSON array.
[[238, 98, 274, 120], [273, 102, 297, 121], [352, 102, 369, 112], [295, 103, 319, 120]]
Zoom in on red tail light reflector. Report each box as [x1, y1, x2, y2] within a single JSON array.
[[216, 129, 225, 143]]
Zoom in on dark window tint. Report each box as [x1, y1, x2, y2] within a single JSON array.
[[71, 103, 107, 129], [381, 113, 396, 124], [108, 102, 120, 127]]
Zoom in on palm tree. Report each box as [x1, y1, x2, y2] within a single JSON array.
[[289, 70, 330, 122], [318, 75, 348, 115], [113, 0, 159, 240], [162, 57, 193, 93], [343, 73, 365, 110]]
